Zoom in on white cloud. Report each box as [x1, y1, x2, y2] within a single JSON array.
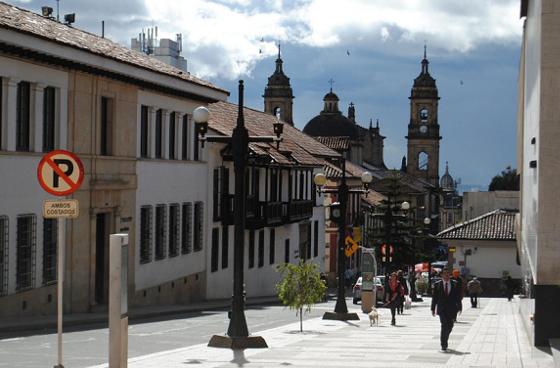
[[142, 0, 522, 79]]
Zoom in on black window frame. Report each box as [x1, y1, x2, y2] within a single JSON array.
[[182, 114, 189, 160], [168, 204, 179, 257], [16, 214, 36, 291], [193, 202, 203, 252], [284, 238, 290, 264], [42, 86, 56, 152], [0, 216, 8, 296], [140, 105, 149, 158], [155, 109, 163, 159], [139, 205, 153, 264], [313, 220, 319, 258], [182, 202, 193, 254], [100, 96, 113, 156], [169, 111, 176, 159], [155, 204, 167, 260], [269, 228, 275, 265], [16, 81, 30, 152], [211, 227, 219, 272], [221, 225, 229, 269], [258, 230, 264, 268], [42, 218, 57, 285], [248, 230, 255, 269]]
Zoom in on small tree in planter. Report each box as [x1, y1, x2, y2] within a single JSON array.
[[276, 261, 327, 332]]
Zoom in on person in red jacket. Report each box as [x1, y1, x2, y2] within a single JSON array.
[[386, 272, 404, 325]]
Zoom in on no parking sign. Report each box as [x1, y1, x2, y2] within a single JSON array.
[[37, 150, 84, 196]]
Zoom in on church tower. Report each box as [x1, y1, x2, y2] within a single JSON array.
[[263, 44, 294, 125], [406, 47, 441, 187]]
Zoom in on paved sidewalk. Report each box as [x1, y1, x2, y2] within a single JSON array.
[[88, 297, 554, 368]]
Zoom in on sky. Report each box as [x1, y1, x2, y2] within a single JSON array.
[[11, 0, 524, 190]]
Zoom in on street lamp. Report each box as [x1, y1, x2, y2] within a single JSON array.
[[314, 157, 372, 320], [194, 80, 282, 349]]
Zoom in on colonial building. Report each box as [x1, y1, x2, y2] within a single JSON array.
[[437, 209, 520, 296], [0, 2, 335, 317], [517, 0, 560, 347], [439, 162, 462, 230]]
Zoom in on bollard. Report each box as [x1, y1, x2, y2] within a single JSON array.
[[109, 233, 129, 368]]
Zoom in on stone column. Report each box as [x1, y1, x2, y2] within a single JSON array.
[[5, 78, 20, 151], [32, 83, 46, 152]]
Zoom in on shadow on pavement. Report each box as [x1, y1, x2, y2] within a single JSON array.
[[445, 349, 471, 355], [285, 330, 326, 335], [232, 349, 249, 366]]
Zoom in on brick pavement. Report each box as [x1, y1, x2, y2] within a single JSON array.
[[88, 297, 555, 368]]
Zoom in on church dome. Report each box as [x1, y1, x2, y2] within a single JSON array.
[[440, 162, 455, 191], [303, 89, 359, 139]]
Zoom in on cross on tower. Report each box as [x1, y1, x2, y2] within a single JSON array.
[[328, 78, 335, 92]]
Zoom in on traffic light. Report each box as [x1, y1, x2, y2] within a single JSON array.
[[329, 202, 342, 224]]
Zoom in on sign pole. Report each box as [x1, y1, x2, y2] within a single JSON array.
[[55, 217, 64, 368]]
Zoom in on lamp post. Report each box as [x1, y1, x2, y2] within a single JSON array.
[[409, 216, 431, 301], [193, 80, 283, 349], [314, 157, 372, 320]]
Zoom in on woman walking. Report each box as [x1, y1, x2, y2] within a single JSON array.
[[386, 272, 405, 325]]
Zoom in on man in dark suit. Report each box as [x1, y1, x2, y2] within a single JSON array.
[[431, 268, 462, 352]]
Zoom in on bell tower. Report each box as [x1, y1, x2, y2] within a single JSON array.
[[263, 44, 294, 125], [406, 46, 441, 187]]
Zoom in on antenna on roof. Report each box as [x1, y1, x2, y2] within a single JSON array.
[[56, 0, 59, 22], [101, 20, 105, 38]]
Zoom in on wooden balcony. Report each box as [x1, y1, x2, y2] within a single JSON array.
[[287, 200, 314, 223]]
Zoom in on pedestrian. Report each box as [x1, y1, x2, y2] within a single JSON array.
[[504, 275, 515, 301], [396, 270, 408, 314], [386, 272, 404, 325], [467, 276, 482, 308], [451, 269, 464, 321], [344, 268, 354, 290], [320, 273, 328, 302], [431, 268, 462, 352]]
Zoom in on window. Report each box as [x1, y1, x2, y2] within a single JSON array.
[[418, 152, 428, 171], [313, 220, 319, 258], [299, 222, 310, 261], [140, 105, 149, 158], [269, 228, 275, 265], [155, 205, 166, 260], [43, 87, 56, 152], [211, 227, 219, 272], [169, 112, 176, 159], [42, 219, 57, 284], [213, 167, 229, 221], [299, 171, 304, 199], [270, 169, 278, 202], [248, 230, 255, 268], [168, 204, 179, 257], [284, 239, 290, 263], [16, 81, 30, 152], [193, 202, 203, 252], [0, 77, 3, 149], [155, 109, 163, 159], [258, 230, 264, 268], [16, 214, 36, 291], [182, 114, 189, 160], [221, 225, 229, 269], [419, 107, 429, 122], [0, 216, 8, 296], [139, 206, 152, 263], [100, 97, 113, 155], [181, 203, 192, 254]]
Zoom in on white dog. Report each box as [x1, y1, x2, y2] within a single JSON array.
[[368, 307, 379, 326]]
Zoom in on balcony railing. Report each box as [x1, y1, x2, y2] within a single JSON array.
[[287, 200, 314, 222]]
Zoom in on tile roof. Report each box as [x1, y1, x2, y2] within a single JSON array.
[[315, 136, 351, 151], [207, 101, 340, 167], [0, 1, 226, 94], [437, 209, 517, 241]]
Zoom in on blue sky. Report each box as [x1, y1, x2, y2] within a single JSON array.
[[12, 0, 523, 189]]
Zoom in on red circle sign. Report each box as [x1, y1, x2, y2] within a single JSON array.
[[37, 150, 84, 196]]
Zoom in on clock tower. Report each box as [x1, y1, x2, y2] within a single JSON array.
[[406, 47, 441, 187]]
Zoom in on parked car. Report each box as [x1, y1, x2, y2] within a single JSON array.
[[352, 276, 385, 305]]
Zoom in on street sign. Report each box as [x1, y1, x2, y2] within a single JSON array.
[[345, 236, 358, 257], [43, 199, 79, 219], [352, 227, 362, 243], [380, 243, 394, 256], [448, 246, 456, 253], [37, 150, 84, 196]]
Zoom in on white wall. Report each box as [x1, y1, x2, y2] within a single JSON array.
[[0, 56, 68, 294], [462, 191, 519, 221], [449, 241, 520, 279]]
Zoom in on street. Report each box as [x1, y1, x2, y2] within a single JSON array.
[[0, 300, 331, 368]]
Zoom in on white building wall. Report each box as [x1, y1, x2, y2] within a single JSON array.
[[451, 241, 520, 279], [0, 56, 68, 295], [134, 90, 209, 291]]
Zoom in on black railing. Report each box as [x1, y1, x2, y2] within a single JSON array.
[[287, 200, 314, 222]]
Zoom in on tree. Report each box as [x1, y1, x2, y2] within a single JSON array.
[[276, 261, 327, 332], [488, 166, 519, 191]]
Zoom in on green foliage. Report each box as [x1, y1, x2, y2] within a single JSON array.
[[488, 166, 519, 191], [276, 261, 327, 332]]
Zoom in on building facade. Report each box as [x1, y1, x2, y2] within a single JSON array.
[[517, 0, 560, 347]]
